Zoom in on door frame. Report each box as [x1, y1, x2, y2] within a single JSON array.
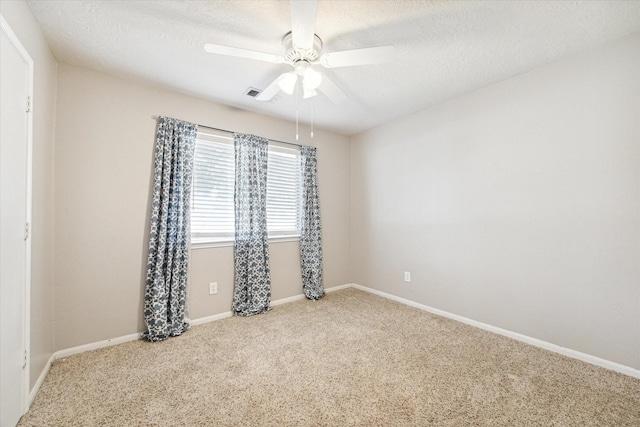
[[0, 13, 33, 415]]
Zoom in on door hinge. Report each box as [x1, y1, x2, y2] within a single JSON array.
[[25, 222, 29, 240], [26, 96, 31, 113], [23, 350, 28, 368]]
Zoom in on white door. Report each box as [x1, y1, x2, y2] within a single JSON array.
[[0, 18, 31, 427]]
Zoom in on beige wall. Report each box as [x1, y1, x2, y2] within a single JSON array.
[[54, 64, 351, 351], [0, 1, 57, 389], [351, 33, 640, 369]]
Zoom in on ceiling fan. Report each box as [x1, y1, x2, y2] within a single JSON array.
[[203, 0, 394, 104]]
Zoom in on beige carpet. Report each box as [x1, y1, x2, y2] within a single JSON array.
[[19, 288, 640, 426]]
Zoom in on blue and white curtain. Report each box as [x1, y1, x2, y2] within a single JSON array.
[[143, 116, 197, 341], [232, 133, 272, 316], [300, 146, 324, 300]]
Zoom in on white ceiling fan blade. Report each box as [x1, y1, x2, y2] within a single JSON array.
[[204, 43, 284, 64], [255, 73, 291, 101], [317, 74, 347, 104], [290, 0, 317, 51], [320, 45, 395, 68]]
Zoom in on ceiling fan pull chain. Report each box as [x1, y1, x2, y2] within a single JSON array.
[[296, 81, 300, 141], [311, 106, 314, 139]]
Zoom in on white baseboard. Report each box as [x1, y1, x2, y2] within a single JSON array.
[[54, 332, 142, 360], [193, 283, 353, 322], [189, 311, 233, 326], [352, 284, 640, 379], [29, 353, 54, 405], [325, 283, 353, 293], [271, 294, 306, 307]]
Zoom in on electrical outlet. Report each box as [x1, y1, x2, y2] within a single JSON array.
[[209, 282, 218, 295], [404, 272, 411, 283]]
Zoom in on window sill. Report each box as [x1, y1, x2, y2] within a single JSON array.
[[191, 236, 300, 250]]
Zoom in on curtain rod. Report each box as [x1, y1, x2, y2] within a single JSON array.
[[151, 116, 302, 148]]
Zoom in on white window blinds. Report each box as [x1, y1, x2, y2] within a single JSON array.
[[191, 131, 235, 243], [267, 143, 302, 238], [190, 130, 301, 245]]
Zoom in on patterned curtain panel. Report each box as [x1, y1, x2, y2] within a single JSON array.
[[300, 146, 325, 300], [143, 116, 197, 342], [232, 133, 272, 316]]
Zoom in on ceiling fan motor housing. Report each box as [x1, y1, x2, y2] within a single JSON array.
[[282, 31, 323, 64]]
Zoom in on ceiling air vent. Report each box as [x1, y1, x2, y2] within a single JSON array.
[[245, 87, 261, 98]]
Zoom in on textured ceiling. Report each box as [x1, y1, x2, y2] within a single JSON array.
[[26, 0, 640, 135]]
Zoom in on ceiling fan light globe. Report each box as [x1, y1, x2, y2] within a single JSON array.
[[303, 86, 318, 99], [278, 72, 297, 94], [303, 68, 322, 89]]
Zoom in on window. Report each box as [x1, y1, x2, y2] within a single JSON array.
[[266, 144, 302, 238], [191, 131, 235, 243], [190, 129, 302, 245]]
